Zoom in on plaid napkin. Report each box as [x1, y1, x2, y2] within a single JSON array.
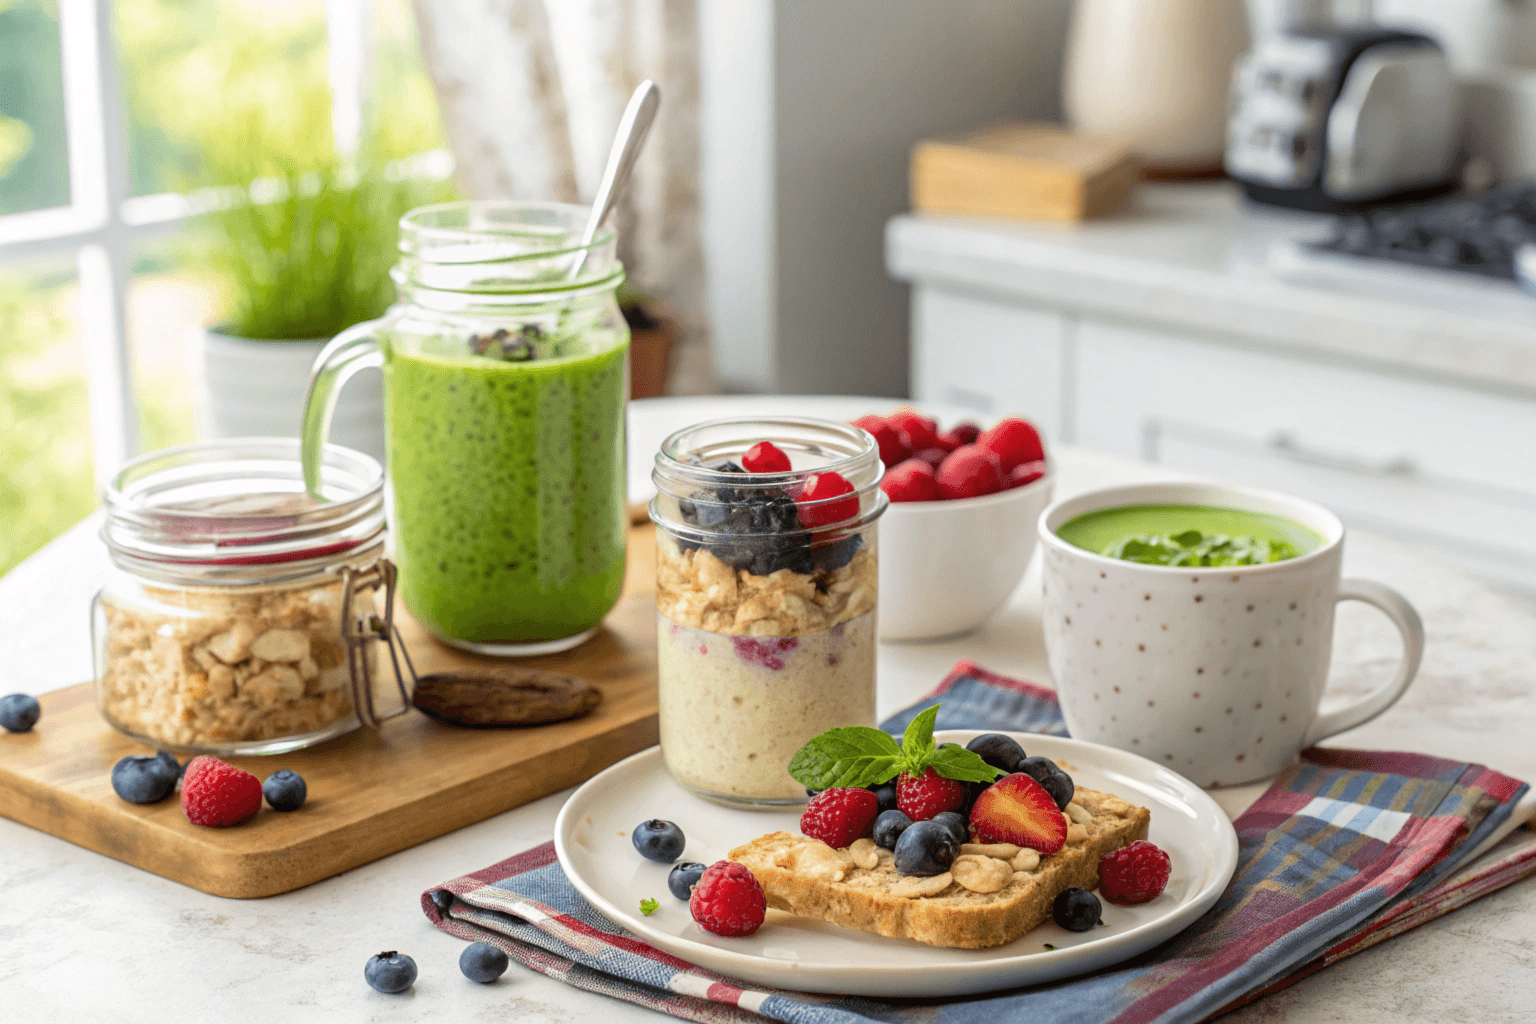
[[422, 660, 1533, 1024]]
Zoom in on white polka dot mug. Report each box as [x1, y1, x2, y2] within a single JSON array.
[[1038, 482, 1424, 788]]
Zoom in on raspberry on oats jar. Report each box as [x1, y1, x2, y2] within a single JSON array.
[[91, 439, 411, 756], [650, 417, 888, 807]]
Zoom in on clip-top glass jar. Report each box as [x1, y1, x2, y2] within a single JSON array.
[[301, 201, 630, 657], [650, 417, 888, 808], [92, 439, 412, 755]]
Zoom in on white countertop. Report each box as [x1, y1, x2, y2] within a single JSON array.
[[2, 395, 1534, 1023], [887, 183, 1536, 395]]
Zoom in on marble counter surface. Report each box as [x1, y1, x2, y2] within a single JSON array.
[[887, 183, 1536, 396], [2, 397, 1534, 1023]]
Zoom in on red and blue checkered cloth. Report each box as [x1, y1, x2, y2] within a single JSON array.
[[422, 661, 1535, 1024]]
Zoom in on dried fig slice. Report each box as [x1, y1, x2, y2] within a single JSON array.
[[411, 669, 601, 727]]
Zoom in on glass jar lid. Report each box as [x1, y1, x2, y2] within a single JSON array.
[[102, 438, 385, 585]]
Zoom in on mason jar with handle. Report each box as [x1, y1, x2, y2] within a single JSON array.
[[302, 201, 631, 656]]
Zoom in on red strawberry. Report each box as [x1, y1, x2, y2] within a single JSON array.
[[181, 755, 262, 828], [795, 471, 859, 528], [886, 409, 939, 452], [800, 786, 880, 848], [935, 445, 1004, 500], [1099, 840, 1171, 904], [852, 415, 911, 467], [968, 772, 1066, 853], [977, 418, 1045, 472], [742, 440, 792, 473], [896, 767, 968, 821], [1005, 460, 1047, 489], [880, 459, 939, 502], [937, 423, 980, 451]]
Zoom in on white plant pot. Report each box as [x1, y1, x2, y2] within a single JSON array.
[[195, 327, 387, 464]]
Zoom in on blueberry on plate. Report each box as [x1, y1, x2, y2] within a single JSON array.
[[966, 733, 1027, 775], [893, 819, 957, 877], [459, 941, 510, 983], [872, 809, 913, 850], [929, 810, 969, 849], [868, 779, 898, 814], [110, 754, 178, 804], [668, 861, 707, 900], [263, 769, 308, 812], [1052, 887, 1102, 932], [1017, 755, 1060, 784], [1038, 770, 1074, 811], [365, 951, 417, 994], [0, 693, 41, 733], [633, 819, 686, 863]]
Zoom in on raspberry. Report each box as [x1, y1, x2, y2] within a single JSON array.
[[896, 767, 968, 821], [935, 445, 1004, 500], [851, 415, 911, 467], [1098, 840, 1171, 905], [690, 861, 767, 936], [880, 459, 939, 502], [911, 447, 949, 470], [886, 410, 939, 452], [1005, 460, 1047, 490], [794, 471, 859, 528], [180, 755, 263, 827], [742, 441, 791, 473], [800, 786, 880, 848], [937, 423, 980, 451], [977, 418, 1045, 471]]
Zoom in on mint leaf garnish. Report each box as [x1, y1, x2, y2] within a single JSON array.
[[926, 742, 1008, 783], [787, 704, 1004, 789], [639, 897, 659, 916], [900, 704, 939, 769]]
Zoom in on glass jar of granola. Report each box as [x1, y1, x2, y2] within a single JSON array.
[[650, 417, 888, 808], [92, 439, 410, 755]]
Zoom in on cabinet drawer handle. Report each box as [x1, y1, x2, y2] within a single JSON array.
[[1267, 431, 1417, 478]]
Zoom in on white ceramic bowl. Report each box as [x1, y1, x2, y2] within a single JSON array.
[[878, 468, 1054, 640]]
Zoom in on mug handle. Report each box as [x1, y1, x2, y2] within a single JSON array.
[[1303, 578, 1425, 746], [301, 319, 385, 497]]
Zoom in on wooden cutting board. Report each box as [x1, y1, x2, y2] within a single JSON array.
[[0, 525, 661, 899]]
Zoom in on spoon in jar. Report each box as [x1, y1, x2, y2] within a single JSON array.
[[567, 79, 662, 281]]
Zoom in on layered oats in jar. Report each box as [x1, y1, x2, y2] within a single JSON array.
[[92, 439, 401, 755], [650, 417, 888, 807]]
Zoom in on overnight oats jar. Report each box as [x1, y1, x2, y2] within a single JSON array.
[[92, 439, 412, 755], [650, 417, 888, 807]]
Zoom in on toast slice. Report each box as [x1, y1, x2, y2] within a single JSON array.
[[729, 786, 1150, 949]]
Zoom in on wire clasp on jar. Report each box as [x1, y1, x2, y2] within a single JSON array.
[[337, 559, 418, 729]]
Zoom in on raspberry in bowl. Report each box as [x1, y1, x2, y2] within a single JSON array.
[[650, 417, 888, 807], [860, 411, 1053, 641]]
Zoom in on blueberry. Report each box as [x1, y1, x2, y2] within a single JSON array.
[[1017, 755, 1060, 784], [459, 941, 510, 983], [263, 769, 308, 812], [1051, 887, 1102, 932], [156, 750, 183, 780], [668, 861, 707, 900], [868, 779, 898, 814], [365, 951, 417, 994], [930, 810, 969, 848], [961, 779, 991, 814], [1038, 770, 1074, 811], [0, 693, 40, 733], [811, 534, 862, 572], [873, 809, 913, 850], [805, 786, 822, 798], [110, 754, 179, 804], [633, 819, 685, 863], [893, 819, 958, 877], [966, 733, 1028, 774]]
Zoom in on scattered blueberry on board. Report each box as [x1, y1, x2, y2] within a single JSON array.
[[633, 819, 685, 863], [364, 951, 417, 994], [892, 819, 957, 877], [0, 693, 40, 733], [156, 749, 183, 780], [929, 810, 969, 848], [263, 769, 307, 811], [1052, 887, 1102, 932], [668, 861, 707, 901], [459, 941, 509, 984], [110, 754, 179, 804], [872, 809, 913, 850]]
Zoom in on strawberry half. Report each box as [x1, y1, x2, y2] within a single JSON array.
[[800, 787, 880, 848], [968, 772, 1067, 853], [897, 767, 968, 821]]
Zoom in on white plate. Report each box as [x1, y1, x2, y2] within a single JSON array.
[[555, 730, 1239, 997]]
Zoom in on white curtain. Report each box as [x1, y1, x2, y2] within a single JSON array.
[[410, 0, 713, 393]]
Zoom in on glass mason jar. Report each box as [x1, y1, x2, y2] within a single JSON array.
[[92, 439, 412, 756], [649, 417, 888, 808], [302, 201, 630, 657]]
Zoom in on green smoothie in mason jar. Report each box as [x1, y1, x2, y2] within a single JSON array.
[[302, 201, 631, 656]]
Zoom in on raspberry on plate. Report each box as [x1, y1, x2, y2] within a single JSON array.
[[794, 471, 859, 528], [880, 459, 939, 503], [851, 415, 911, 467], [1006, 460, 1047, 489], [896, 766, 968, 821], [886, 409, 939, 452], [742, 440, 792, 473], [935, 445, 1004, 500], [690, 860, 767, 936], [977, 418, 1045, 471], [800, 786, 880, 847], [1099, 839, 1171, 904], [181, 755, 263, 827]]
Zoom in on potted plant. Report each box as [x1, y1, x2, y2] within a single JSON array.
[[618, 282, 678, 399]]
